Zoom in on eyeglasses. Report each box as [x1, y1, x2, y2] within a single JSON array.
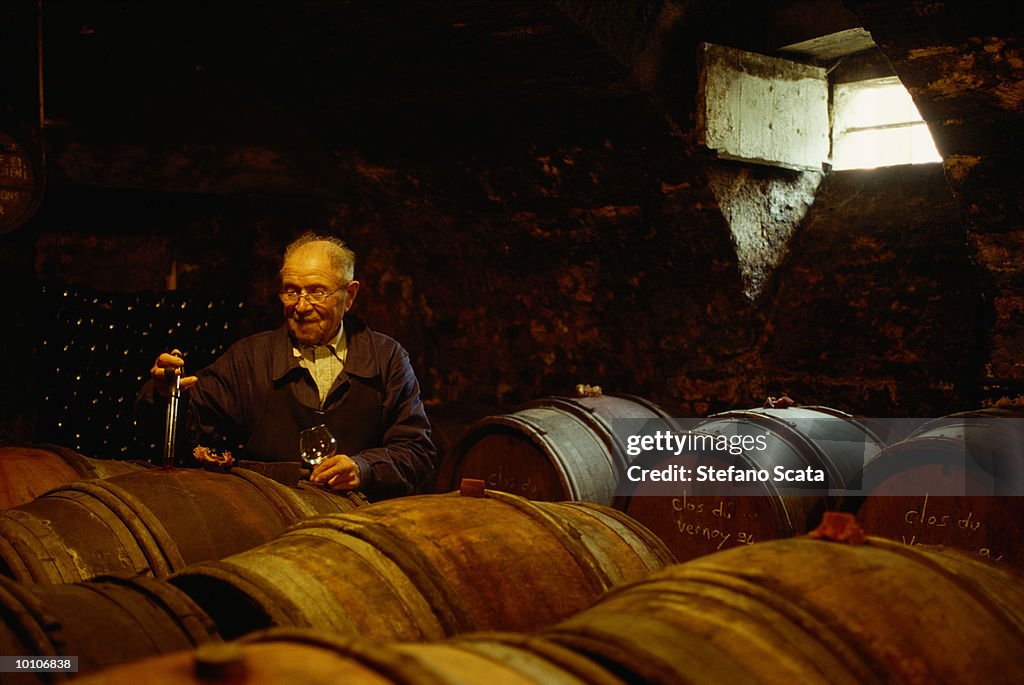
[[279, 286, 345, 305]]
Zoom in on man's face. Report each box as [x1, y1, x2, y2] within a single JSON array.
[[280, 242, 359, 346]]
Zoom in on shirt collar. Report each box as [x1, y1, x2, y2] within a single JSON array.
[[272, 316, 376, 381], [291, 321, 346, 359]]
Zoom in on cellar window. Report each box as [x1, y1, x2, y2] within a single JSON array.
[[698, 42, 943, 172], [697, 42, 830, 172], [831, 76, 942, 170]]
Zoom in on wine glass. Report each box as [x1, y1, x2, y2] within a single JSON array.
[[299, 425, 336, 467]]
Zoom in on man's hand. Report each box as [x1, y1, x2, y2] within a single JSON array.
[[311, 454, 362, 491], [149, 349, 199, 396]]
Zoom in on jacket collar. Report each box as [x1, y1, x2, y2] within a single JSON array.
[[271, 315, 376, 382]]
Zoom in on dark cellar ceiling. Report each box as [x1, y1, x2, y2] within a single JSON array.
[[40, 1, 638, 153], [39, 0, 871, 154]]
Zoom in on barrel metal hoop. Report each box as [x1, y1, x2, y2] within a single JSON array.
[[239, 627, 451, 685], [0, 512, 66, 583], [93, 574, 219, 645], [541, 623, 683, 684], [49, 490, 157, 580], [683, 572, 875, 671], [0, 503, 144, 584], [706, 411, 848, 487], [560, 501, 678, 568], [0, 531, 34, 581], [800, 405, 888, 451], [0, 576, 67, 661], [529, 393, 681, 474], [170, 560, 307, 630], [275, 526, 444, 639], [510, 413, 590, 502], [514, 408, 619, 477], [865, 537, 1024, 646], [72, 579, 202, 655], [451, 408, 621, 502], [287, 514, 477, 636], [624, 566, 887, 683], [291, 482, 370, 514], [453, 632, 625, 685], [611, 393, 679, 422], [31, 443, 100, 479], [480, 490, 615, 594], [514, 408, 622, 503], [53, 481, 185, 577], [230, 468, 310, 522], [448, 414, 584, 501], [522, 398, 623, 470]]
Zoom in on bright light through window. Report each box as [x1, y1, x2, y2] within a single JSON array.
[[831, 76, 942, 170]]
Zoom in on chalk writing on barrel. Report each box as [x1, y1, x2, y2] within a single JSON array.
[[903, 494, 983, 533], [487, 465, 540, 498], [672, 492, 735, 520], [670, 493, 755, 550], [900, 534, 1004, 562], [899, 494, 1003, 561]]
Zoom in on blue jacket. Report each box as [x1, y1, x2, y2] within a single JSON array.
[[137, 316, 436, 501]]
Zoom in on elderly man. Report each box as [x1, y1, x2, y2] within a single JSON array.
[[137, 232, 436, 501]]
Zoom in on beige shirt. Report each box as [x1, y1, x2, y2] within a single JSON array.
[[293, 323, 347, 407]]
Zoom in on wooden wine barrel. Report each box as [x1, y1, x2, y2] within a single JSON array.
[[70, 628, 624, 685], [0, 574, 218, 685], [843, 407, 1024, 570], [435, 394, 677, 504], [0, 444, 150, 509], [541, 534, 1024, 684], [0, 467, 367, 584], [168, 489, 675, 641], [613, 405, 886, 563]]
